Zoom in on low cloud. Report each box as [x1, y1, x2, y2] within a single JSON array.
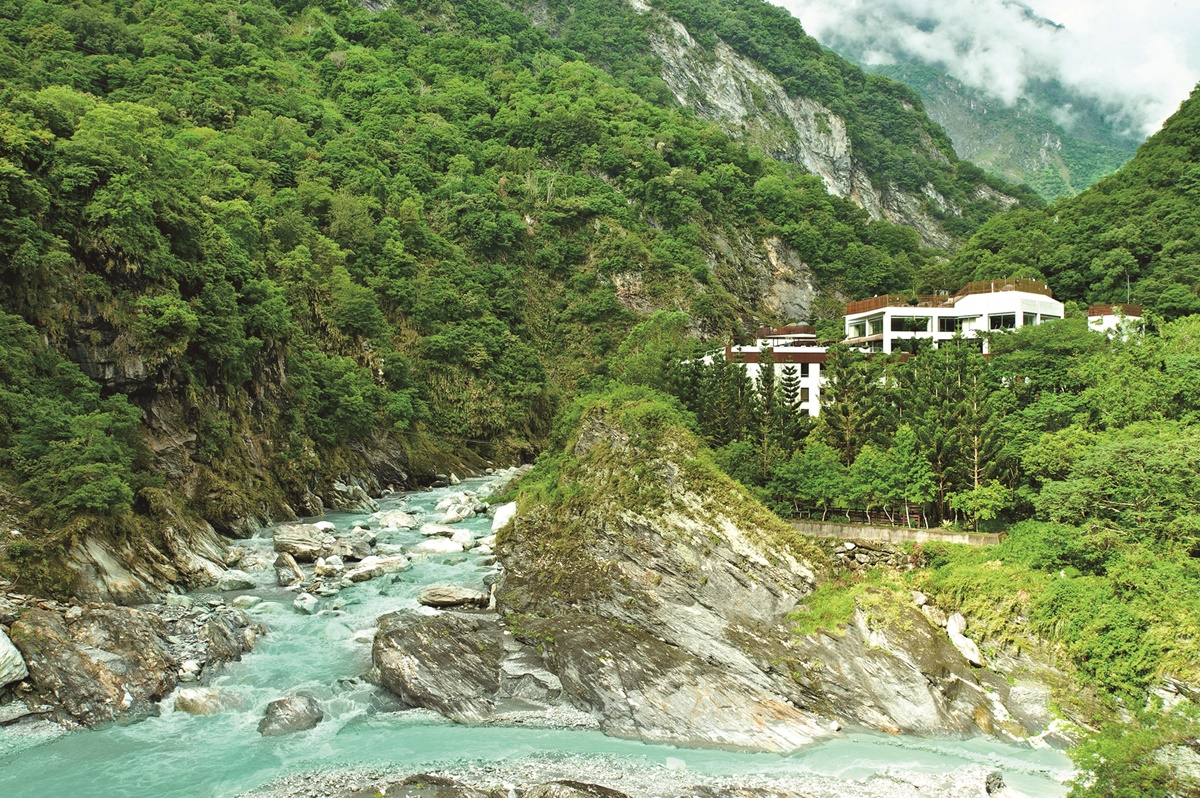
[[780, 0, 1200, 138]]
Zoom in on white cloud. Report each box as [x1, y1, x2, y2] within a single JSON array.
[[779, 0, 1200, 136]]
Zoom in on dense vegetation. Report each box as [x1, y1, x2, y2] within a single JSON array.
[[948, 86, 1200, 317], [639, 313, 1200, 794], [0, 0, 976, 585]]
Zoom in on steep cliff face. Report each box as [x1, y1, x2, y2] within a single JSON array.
[[639, 11, 955, 248]]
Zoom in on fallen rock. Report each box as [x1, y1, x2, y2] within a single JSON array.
[[314, 556, 345, 577], [419, 523, 457, 537], [417, 585, 490, 609], [216, 569, 256, 591], [450, 529, 475, 549], [329, 531, 373, 561], [232, 595, 261, 610], [257, 694, 324, 736], [373, 611, 504, 722], [274, 552, 305, 587], [0, 627, 29, 688], [375, 510, 419, 531], [174, 687, 237, 715], [947, 613, 985, 667]]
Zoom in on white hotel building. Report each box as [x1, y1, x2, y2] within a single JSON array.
[[719, 280, 1068, 416], [842, 279, 1065, 355]]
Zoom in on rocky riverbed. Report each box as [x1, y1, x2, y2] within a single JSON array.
[[0, 469, 1072, 798]]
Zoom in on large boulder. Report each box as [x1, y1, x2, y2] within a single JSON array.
[[375, 509, 419, 531], [273, 524, 331, 562], [491, 501, 517, 533], [0, 627, 28, 687], [9, 606, 178, 726], [174, 687, 238, 715], [215, 569, 256, 591], [257, 694, 324, 736], [373, 612, 505, 723]]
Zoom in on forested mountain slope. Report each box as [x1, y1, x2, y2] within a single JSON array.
[[949, 86, 1200, 317], [516, 0, 1036, 247], [868, 64, 1138, 201], [0, 0, 990, 594]]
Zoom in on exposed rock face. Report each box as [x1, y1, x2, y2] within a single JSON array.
[[258, 694, 324, 736], [615, 2, 1016, 249], [789, 603, 1019, 736], [9, 607, 178, 726]]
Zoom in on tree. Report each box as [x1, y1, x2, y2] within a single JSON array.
[[889, 424, 934, 526]]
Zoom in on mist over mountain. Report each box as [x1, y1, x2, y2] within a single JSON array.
[[782, 0, 1198, 142]]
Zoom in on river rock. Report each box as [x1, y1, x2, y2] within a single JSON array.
[[450, 529, 475, 549], [274, 552, 305, 587], [314, 556, 345, 577], [491, 501, 517, 533], [0, 627, 29, 687], [273, 524, 331, 562], [8, 606, 177, 726], [216, 569, 256, 591], [257, 694, 324, 736], [329, 531, 374, 561], [345, 562, 384, 582], [293, 593, 320, 615], [420, 523, 457, 537], [411, 538, 464, 555], [442, 505, 475, 524], [417, 585, 490, 609], [375, 510, 419, 531], [174, 687, 237, 715], [232, 595, 261, 610], [373, 612, 504, 723]]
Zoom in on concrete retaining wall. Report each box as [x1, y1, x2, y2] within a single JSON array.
[[791, 521, 1002, 547]]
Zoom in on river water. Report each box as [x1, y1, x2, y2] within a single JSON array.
[[0, 478, 1073, 798]]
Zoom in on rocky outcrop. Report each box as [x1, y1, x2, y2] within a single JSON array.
[[2, 592, 259, 727], [258, 694, 324, 736], [9, 606, 178, 726]]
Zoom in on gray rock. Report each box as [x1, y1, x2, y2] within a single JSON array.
[[329, 531, 373, 561], [417, 585, 490, 609], [274, 552, 305, 587], [0, 627, 29, 687], [216, 569, 256, 591], [257, 694, 323, 736], [293, 593, 320, 615], [232, 595, 261, 610], [174, 687, 237, 715], [273, 524, 329, 562], [373, 611, 504, 723], [8, 607, 177, 727]]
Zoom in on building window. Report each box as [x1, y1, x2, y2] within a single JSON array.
[[800, 363, 809, 377], [850, 322, 867, 338], [869, 318, 884, 335], [1040, 314, 1061, 323], [989, 313, 1016, 330], [800, 387, 810, 403], [891, 316, 930, 332], [1023, 312, 1037, 327]]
